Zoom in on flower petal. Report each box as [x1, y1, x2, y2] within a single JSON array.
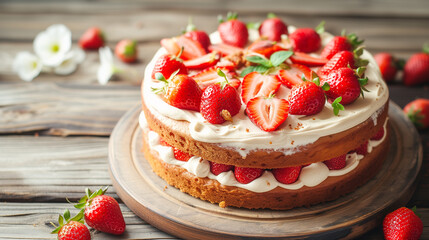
[[97, 47, 116, 85], [13, 51, 43, 82]]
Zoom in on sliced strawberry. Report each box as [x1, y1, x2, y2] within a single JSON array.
[[272, 166, 302, 184], [173, 148, 191, 161], [290, 52, 328, 67], [176, 35, 207, 60], [160, 38, 181, 56], [241, 72, 282, 104], [191, 66, 235, 90], [184, 52, 220, 70], [210, 162, 234, 176], [246, 96, 289, 132], [355, 141, 369, 155], [371, 127, 385, 141], [184, 30, 211, 52], [209, 43, 244, 57], [234, 167, 264, 184], [215, 58, 238, 71], [324, 154, 347, 170], [277, 64, 312, 88], [247, 40, 286, 58]]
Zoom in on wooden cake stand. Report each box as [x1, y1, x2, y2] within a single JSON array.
[[109, 102, 422, 240]]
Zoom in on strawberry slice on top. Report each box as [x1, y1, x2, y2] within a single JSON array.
[[246, 95, 289, 132], [208, 43, 244, 57], [191, 66, 239, 90], [247, 40, 287, 58], [184, 51, 220, 70], [289, 52, 328, 67], [277, 64, 312, 88], [241, 72, 282, 104], [176, 35, 207, 60]]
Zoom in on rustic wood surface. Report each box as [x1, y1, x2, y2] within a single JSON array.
[[0, 0, 429, 239]]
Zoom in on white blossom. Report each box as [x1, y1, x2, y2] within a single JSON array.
[[97, 46, 121, 85], [54, 48, 86, 75], [12, 51, 43, 82], [33, 24, 72, 67]]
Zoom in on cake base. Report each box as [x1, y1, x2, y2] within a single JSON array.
[[109, 102, 422, 239]]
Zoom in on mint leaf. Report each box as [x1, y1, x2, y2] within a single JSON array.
[[246, 55, 272, 67], [240, 66, 256, 77], [270, 50, 293, 67], [332, 97, 344, 116]]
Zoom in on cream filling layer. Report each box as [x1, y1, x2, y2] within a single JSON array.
[[140, 112, 388, 193], [142, 27, 389, 157]]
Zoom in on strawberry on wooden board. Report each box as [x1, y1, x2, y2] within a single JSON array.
[[151, 52, 188, 79], [272, 166, 302, 184], [184, 51, 220, 70], [258, 13, 288, 41], [241, 72, 282, 105], [323, 154, 346, 170], [74, 187, 125, 235], [403, 45, 429, 86], [277, 63, 312, 88], [403, 98, 429, 129], [374, 52, 403, 82], [383, 207, 423, 240], [288, 22, 324, 53], [200, 69, 241, 124], [246, 95, 289, 132], [320, 33, 363, 60], [287, 80, 327, 116], [183, 19, 212, 51], [218, 12, 249, 48], [115, 39, 138, 63], [210, 161, 234, 175], [155, 72, 202, 111], [52, 209, 91, 240], [289, 52, 328, 67], [79, 27, 105, 50], [234, 167, 264, 184]]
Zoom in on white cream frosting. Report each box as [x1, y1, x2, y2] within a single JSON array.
[[142, 27, 389, 157], [140, 112, 388, 192]]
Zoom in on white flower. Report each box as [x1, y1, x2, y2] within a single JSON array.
[[33, 24, 72, 67], [12, 51, 43, 82], [97, 46, 121, 85], [54, 48, 86, 75]]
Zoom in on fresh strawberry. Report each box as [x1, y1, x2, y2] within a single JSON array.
[[79, 27, 105, 50], [318, 50, 356, 77], [323, 154, 347, 170], [246, 96, 289, 131], [321, 67, 368, 105], [210, 161, 234, 175], [403, 46, 429, 86], [184, 52, 220, 70], [160, 38, 181, 56], [200, 69, 241, 124], [218, 12, 249, 48], [355, 141, 369, 155], [403, 98, 429, 129], [115, 39, 138, 63], [289, 27, 321, 53], [176, 35, 207, 60], [241, 72, 282, 104], [371, 127, 385, 140], [289, 52, 328, 67], [184, 20, 211, 51], [151, 52, 188, 79], [234, 167, 264, 184], [288, 81, 326, 116], [277, 64, 312, 88], [258, 13, 288, 41], [374, 52, 403, 82], [173, 148, 192, 161], [247, 40, 286, 58], [208, 43, 244, 57], [52, 210, 90, 240], [383, 207, 423, 240], [320, 33, 363, 60], [74, 188, 126, 235], [191, 66, 239, 90], [155, 73, 202, 111], [272, 166, 302, 184]]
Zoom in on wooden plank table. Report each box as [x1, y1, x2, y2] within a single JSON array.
[[1, 1, 428, 239]]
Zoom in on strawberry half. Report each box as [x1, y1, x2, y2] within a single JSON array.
[[247, 40, 286, 58], [191, 66, 239, 90], [151, 52, 188, 79], [184, 52, 220, 70], [289, 52, 328, 67], [277, 64, 312, 88], [210, 161, 234, 176], [371, 127, 385, 140], [258, 13, 288, 41], [241, 72, 282, 104], [246, 96, 289, 132], [234, 167, 264, 184], [323, 154, 347, 170], [218, 12, 249, 48], [288, 81, 326, 116], [208, 43, 244, 57], [354, 141, 369, 155], [176, 35, 207, 60], [272, 166, 302, 184]]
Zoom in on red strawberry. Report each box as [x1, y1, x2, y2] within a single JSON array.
[[160, 38, 181, 56], [176, 35, 207, 60], [74, 188, 126, 235], [355, 141, 369, 155], [115, 39, 138, 63], [277, 64, 312, 88], [234, 167, 264, 184], [191, 66, 239, 90], [155, 73, 202, 111], [371, 127, 385, 140], [403, 46, 429, 86], [200, 71, 241, 124], [241, 72, 282, 104], [52, 210, 91, 240], [258, 13, 288, 41], [184, 52, 220, 70], [184, 21, 211, 51], [321, 67, 367, 105], [318, 50, 356, 78], [218, 12, 249, 48], [289, 28, 321, 53], [289, 52, 328, 67], [208, 43, 244, 57], [288, 81, 326, 116], [374, 52, 403, 82], [246, 96, 289, 132], [151, 53, 188, 79], [321, 33, 363, 60], [272, 166, 302, 184], [403, 98, 429, 129], [210, 161, 234, 175], [247, 40, 286, 58], [173, 148, 192, 161], [79, 27, 105, 50], [323, 154, 347, 170], [383, 207, 423, 240]]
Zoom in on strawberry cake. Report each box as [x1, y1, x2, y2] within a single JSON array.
[[139, 13, 390, 209]]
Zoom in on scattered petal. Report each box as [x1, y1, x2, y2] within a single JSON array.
[[97, 46, 118, 85], [54, 48, 86, 75], [33, 24, 72, 67], [13, 51, 43, 82]]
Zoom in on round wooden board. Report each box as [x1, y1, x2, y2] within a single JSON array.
[[109, 102, 422, 240]]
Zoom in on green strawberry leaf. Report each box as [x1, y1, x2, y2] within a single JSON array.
[[321, 82, 330, 91], [270, 50, 293, 67], [332, 97, 345, 116], [240, 66, 256, 77], [58, 214, 64, 226], [63, 209, 70, 221], [70, 210, 84, 223], [315, 21, 325, 34], [246, 55, 272, 67], [247, 22, 261, 30]]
